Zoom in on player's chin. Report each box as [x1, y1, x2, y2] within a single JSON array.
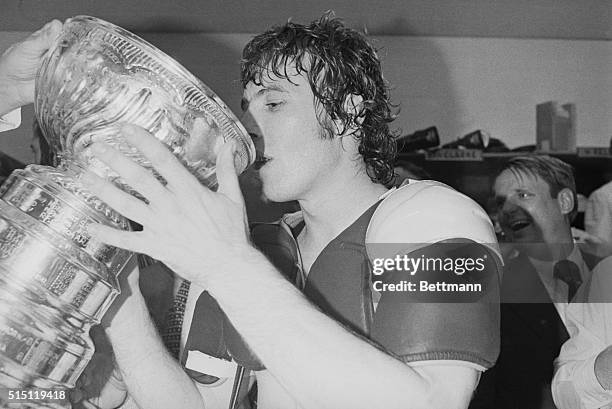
[[260, 178, 297, 203], [261, 184, 295, 203]]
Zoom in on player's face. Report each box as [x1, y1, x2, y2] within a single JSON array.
[[240, 68, 342, 202], [493, 169, 567, 245]]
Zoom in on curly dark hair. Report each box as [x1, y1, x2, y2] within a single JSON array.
[[240, 12, 398, 185]]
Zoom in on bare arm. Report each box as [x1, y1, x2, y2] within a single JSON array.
[[106, 263, 206, 409], [207, 246, 479, 409]]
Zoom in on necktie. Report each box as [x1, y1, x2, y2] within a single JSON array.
[[162, 278, 191, 359], [553, 259, 582, 303]]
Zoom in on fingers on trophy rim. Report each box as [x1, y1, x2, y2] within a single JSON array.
[[82, 171, 150, 225], [120, 124, 195, 189], [90, 141, 168, 203]]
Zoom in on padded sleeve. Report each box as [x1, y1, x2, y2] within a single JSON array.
[[367, 181, 502, 369], [370, 241, 501, 369]]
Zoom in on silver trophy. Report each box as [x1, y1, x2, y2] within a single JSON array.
[[0, 15, 254, 406]]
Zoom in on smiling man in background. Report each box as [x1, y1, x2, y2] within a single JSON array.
[[470, 155, 611, 409]]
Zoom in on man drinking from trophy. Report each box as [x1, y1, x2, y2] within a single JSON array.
[[0, 14, 502, 409]]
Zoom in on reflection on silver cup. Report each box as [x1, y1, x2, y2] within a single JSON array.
[[0, 15, 255, 396], [36, 16, 254, 189]]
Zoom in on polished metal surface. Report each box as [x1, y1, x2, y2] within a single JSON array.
[[36, 15, 255, 189], [0, 166, 131, 277], [0, 15, 254, 396]]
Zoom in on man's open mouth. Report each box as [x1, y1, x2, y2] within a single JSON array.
[[509, 219, 531, 232]]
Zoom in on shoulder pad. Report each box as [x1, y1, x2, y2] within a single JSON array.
[[366, 181, 501, 259]]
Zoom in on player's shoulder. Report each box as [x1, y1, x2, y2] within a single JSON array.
[[367, 180, 498, 247]]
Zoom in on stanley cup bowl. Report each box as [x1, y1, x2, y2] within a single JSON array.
[[0, 15, 255, 396], [35, 15, 255, 189]]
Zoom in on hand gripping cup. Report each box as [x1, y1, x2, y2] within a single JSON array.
[[0, 15, 255, 392]]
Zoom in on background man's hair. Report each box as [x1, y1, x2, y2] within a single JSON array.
[[500, 155, 578, 219], [240, 11, 397, 184]]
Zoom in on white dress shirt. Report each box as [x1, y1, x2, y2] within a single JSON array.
[[585, 182, 612, 249], [552, 256, 612, 409]]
